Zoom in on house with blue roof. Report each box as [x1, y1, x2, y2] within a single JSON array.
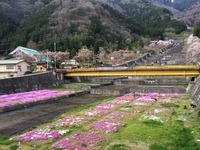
[[10, 46, 40, 59]]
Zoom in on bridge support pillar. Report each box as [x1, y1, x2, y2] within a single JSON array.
[[56, 73, 64, 81]]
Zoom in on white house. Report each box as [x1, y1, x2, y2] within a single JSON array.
[[60, 59, 79, 69], [0, 60, 31, 78]]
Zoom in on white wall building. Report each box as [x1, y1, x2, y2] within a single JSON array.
[[0, 60, 30, 78]]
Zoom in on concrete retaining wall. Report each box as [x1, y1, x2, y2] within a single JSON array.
[[0, 72, 58, 94], [190, 76, 200, 107], [90, 85, 131, 96], [130, 85, 186, 93], [115, 77, 187, 86]]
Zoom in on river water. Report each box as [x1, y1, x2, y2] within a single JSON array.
[[0, 94, 110, 136]]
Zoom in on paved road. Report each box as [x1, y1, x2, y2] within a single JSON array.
[[0, 94, 109, 136]]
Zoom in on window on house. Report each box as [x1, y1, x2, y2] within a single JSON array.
[[27, 66, 30, 71], [6, 65, 14, 69], [18, 66, 22, 71], [16, 51, 22, 57]]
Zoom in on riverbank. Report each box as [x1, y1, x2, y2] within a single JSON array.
[[0, 94, 110, 137]]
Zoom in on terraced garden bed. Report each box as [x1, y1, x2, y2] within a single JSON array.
[[1, 92, 200, 150], [0, 89, 85, 113]]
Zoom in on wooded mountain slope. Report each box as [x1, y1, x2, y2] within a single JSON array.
[[0, 0, 186, 56]]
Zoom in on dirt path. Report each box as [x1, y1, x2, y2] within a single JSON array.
[[0, 94, 109, 137]]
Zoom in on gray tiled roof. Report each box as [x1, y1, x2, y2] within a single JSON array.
[[0, 59, 25, 65]]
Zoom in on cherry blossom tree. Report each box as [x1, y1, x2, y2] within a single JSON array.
[[97, 49, 135, 65], [76, 47, 93, 62], [20, 54, 36, 63], [38, 51, 70, 63], [186, 34, 200, 65]]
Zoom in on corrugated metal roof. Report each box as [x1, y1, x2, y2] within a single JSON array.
[[10, 46, 39, 56], [0, 59, 25, 65]]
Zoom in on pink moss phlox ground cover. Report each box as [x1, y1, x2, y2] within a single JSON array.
[[0, 90, 72, 108], [109, 99, 131, 105], [135, 97, 156, 103], [90, 119, 125, 133], [51, 132, 104, 149], [94, 101, 116, 110], [71, 132, 104, 148], [115, 93, 135, 101], [106, 111, 132, 120], [160, 93, 180, 97], [136, 92, 160, 97], [15, 128, 69, 142], [99, 93, 135, 107], [52, 115, 92, 127], [140, 114, 162, 122], [84, 108, 110, 117], [133, 92, 161, 104], [159, 98, 174, 103], [51, 138, 75, 149]]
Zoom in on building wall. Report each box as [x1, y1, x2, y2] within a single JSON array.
[[0, 72, 58, 94], [0, 61, 30, 78], [16, 61, 30, 76], [36, 65, 47, 72]]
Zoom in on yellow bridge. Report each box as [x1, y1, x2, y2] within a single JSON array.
[[56, 65, 200, 77]]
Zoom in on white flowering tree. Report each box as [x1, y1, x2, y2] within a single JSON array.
[[97, 49, 135, 65], [186, 34, 200, 65], [38, 51, 70, 67], [76, 48, 93, 62]]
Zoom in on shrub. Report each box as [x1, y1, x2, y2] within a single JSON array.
[[9, 145, 18, 150], [149, 143, 168, 150], [142, 120, 163, 127], [161, 103, 179, 108], [107, 144, 131, 150]]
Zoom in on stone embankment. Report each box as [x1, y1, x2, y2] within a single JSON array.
[[117, 40, 185, 67], [189, 76, 200, 107], [90, 77, 187, 96], [186, 34, 200, 65], [186, 34, 200, 107], [0, 72, 58, 94]]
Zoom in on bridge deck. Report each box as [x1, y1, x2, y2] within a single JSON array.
[[56, 65, 200, 77]]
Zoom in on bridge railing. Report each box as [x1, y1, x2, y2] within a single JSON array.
[[56, 65, 200, 72]]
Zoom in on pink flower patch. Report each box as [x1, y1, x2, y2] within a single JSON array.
[[51, 132, 104, 149], [84, 108, 110, 117], [15, 128, 68, 142], [53, 115, 92, 127], [90, 119, 125, 133], [0, 90, 73, 108], [106, 111, 133, 120]]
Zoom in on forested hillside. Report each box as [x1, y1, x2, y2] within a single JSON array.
[[0, 0, 187, 57], [149, 0, 200, 11], [0, 13, 18, 52], [148, 0, 200, 26]]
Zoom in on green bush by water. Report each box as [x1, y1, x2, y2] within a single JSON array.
[[161, 103, 179, 108], [9, 145, 18, 150], [107, 144, 131, 150], [142, 119, 163, 127], [149, 143, 168, 150]]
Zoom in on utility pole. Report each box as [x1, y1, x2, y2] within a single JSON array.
[[46, 49, 48, 69], [54, 42, 56, 69]]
